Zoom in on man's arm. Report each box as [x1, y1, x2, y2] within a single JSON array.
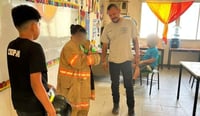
[[101, 43, 108, 62], [30, 72, 56, 116], [133, 37, 140, 65], [101, 43, 108, 70]]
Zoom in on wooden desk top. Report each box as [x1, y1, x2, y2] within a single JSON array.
[[180, 61, 200, 78]]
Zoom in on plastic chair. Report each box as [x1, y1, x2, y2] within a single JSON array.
[[189, 75, 196, 89], [139, 55, 160, 95]]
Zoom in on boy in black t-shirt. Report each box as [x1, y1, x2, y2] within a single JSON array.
[[7, 5, 56, 116]]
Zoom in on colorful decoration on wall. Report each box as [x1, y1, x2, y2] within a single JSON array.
[[86, 12, 90, 40], [100, 1, 104, 21], [92, 19, 100, 39], [35, 3, 57, 22], [46, 58, 60, 68], [87, 0, 93, 12], [94, 0, 100, 19], [80, 10, 86, 27], [0, 80, 10, 92], [147, 0, 194, 44], [26, 0, 79, 22], [26, 0, 79, 9]]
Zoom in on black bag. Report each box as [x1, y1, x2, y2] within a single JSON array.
[[52, 95, 71, 116]]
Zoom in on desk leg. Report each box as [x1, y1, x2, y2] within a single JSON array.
[[177, 65, 182, 100], [192, 79, 199, 116], [167, 49, 172, 69]]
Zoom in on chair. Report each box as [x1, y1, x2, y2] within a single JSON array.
[[139, 55, 160, 95], [189, 74, 197, 89]]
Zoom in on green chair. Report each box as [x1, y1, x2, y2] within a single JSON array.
[[139, 55, 161, 95]]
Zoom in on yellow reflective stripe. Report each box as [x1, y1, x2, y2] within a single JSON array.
[[59, 68, 90, 78], [70, 102, 89, 109], [87, 55, 94, 65], [70, 55, 79, 66]]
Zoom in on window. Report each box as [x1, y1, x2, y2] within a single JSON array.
[[140, 3, 157, 38], [140, 2, 200, 40], [197, 15, 200, 39], [140, 3, 175, 39], [179, 3, 200, 40]]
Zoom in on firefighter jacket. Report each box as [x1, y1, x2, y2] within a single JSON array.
[[57, 39, 100, 111]]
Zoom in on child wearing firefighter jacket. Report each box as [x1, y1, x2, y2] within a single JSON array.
[[57, 24, 100, 116]]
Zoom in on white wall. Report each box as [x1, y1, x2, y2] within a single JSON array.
[[0, 0, 17, 82], [0, 88, 16, 116], [164, 39, 200, 65]]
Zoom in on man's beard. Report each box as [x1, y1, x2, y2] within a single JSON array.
[[112, 17, 120, 23]]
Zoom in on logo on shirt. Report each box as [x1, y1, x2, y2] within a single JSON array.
[[8, 48, 20, 58], [121, 27, 128, 33]]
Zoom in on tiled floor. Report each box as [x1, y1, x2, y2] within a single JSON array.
[[1, 64, 200, 116], [89, 65, 200, 116]]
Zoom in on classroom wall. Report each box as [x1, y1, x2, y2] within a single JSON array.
[[0, 0, 79, 81], [0, 0, 79, 115], [0, 0, 101, 115], [0, 1, 17, 115], [0, 0, 17, 82]]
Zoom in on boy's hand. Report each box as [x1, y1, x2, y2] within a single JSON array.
[[48, 84, 56, 93]]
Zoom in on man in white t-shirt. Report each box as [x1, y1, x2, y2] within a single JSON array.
[[101, 4, 140, 116]]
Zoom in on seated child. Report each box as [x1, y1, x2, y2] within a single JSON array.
[[133, 34, 159, 79]]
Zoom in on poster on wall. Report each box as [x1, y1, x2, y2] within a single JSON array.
[[92, 19, 100, 41], [86, 12, 90, 40]]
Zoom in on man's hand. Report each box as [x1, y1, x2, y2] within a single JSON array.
[[133, 65, 140, 79], [134, 55, 140, 65], [133, 36, 140, 65], [102, 61, 108, 71]]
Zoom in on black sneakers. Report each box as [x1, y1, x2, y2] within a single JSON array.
[[112, 103, 135, 116], [112, 103, 119, 115], [128, 108, 135, 116]]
